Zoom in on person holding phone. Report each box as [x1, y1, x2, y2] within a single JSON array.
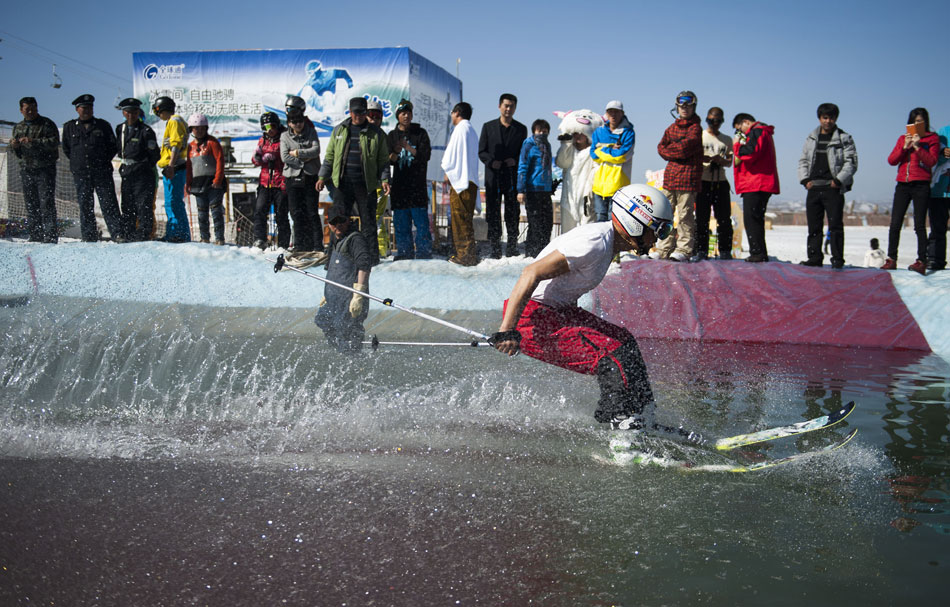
[[883, 108, 940, 274]]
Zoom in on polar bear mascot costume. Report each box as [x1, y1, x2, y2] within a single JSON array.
[[553, 109, 605, 233]]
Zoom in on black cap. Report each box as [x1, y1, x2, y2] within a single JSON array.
[[395, 98, 413, 115], [326, 204, 349, 224], [349, 97, 367, 113], [118, 97, 142, 111], [72, 94, 95, 107]]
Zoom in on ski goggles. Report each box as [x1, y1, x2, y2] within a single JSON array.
[[676, 95, 696, 106], [653, 219, 673, 240]]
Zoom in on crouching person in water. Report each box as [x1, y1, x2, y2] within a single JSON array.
[[315, 205, 373, 352], [491, 184, 673, 429]]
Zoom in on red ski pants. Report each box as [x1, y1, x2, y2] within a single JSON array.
[[504, 299, 633, 377]]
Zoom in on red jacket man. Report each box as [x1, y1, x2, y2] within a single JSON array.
[[732, 113, 779, 262]]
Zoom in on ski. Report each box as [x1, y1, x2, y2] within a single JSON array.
[[723, 428, 858, 472], [713, 401, 855, 451], [606, 428, 858, 473]]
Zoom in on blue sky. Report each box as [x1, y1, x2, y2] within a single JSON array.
[[2, 0, 946, 205]]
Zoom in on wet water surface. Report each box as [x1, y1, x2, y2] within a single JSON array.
[[1, 297, 948, 605]]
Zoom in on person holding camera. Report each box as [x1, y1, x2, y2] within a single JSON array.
[[883, 108, 939, 274], [387, 99, 433, 260], [732, 112, 779, 262], [694, 106, 733, 261]]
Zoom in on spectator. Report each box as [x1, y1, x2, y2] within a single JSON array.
[[797, 103, 858, 269], [152, 95, 191, 242], [387, 99, 433, 261], [62, 94, 123, 242], [554, 109, 603, 233], [653, 90, 703, 261], [517, 118, 554, 257], [440, 101, 480, 266], [10, 97, 60, 243], [115, 98, 160, 242], [479, 93, 527, 258], [282, 106, 324, 258], [590, 100, 635, 222], [317, 97, 390, 266], [251, 112, 290, 251], [732, 113, 779, 262], [864, 238, 886, 268], [883, 108, 939, 275], [185, 113, 226, 245], [695, 106, 733, 261], [927, 123, 950, 271], [314, 204, 373, 353], [366, 98, 391, 259]]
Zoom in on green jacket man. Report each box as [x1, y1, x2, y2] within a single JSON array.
[[317, 96, 391, 265]]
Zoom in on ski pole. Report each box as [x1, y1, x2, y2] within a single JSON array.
[[362, 335, 491, 350], [270, 254, 491, 343]]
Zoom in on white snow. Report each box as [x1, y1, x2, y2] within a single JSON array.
[[1, 224, 947, 362]]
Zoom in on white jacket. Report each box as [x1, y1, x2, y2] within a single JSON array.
[[556, 141, 597, 232], [441, 119, 479, 193]]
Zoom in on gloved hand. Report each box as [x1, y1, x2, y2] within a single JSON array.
[[319, 297, 326, 307], [262, 152, 276, 164], [349, 283, 368, 318]]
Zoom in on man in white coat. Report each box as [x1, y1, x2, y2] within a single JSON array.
[[441, 101, 480, 266], [554, 109, 604, 233]]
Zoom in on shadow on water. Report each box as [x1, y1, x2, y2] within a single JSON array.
[[1, 295, 948, 605]]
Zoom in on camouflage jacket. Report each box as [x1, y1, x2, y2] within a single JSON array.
[[11, 115, 60, 170]]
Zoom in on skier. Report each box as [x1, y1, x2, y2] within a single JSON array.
[[491, 183, 673, 429]]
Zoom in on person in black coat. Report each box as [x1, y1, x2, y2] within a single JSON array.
[[115, 98, 160, 241], [387, 99, 432, 260], [62, 94, 124, 241], [479, 93, 527, 257]]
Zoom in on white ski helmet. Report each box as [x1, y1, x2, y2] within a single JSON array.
[[187, 113, 209, 128], [611, 184, 674, 240]]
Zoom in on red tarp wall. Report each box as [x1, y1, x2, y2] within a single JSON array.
[[592, 261, 930, 351]]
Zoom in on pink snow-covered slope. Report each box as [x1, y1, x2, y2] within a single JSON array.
[[593, 260, 931, 351]]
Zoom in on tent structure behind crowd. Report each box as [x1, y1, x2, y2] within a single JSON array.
[[132, 47, 462, 181]]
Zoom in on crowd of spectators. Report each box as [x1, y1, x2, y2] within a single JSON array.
[[8, 91, 950, 274]]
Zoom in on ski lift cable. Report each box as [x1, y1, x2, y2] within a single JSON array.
[[1, 39, 124, 90], [0, 31, 127, 84]]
